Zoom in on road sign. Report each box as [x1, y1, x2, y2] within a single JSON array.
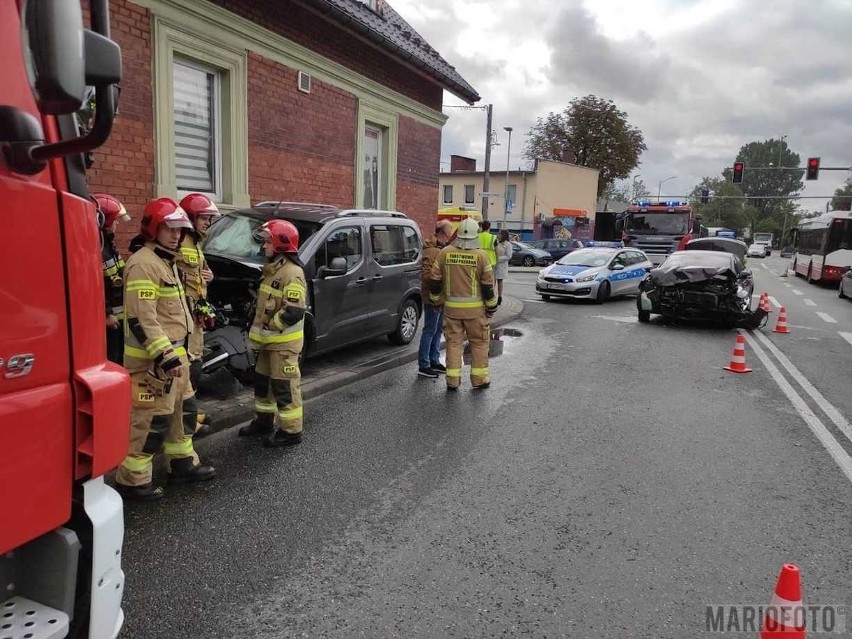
[[480, 192, 500, 198]]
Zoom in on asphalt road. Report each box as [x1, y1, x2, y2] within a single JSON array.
[[121, 263, 852, 638]]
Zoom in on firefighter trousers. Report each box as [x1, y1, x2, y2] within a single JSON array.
[[115, 356, 200, 487], [443, 314, 490, 388], [254, 348, 303, 434]]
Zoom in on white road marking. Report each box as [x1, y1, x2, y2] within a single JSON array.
[[768, 296, 781, 308], [522, 298, 546, 303], [591, 315, 637, 323], [792, 289, 804, 296], [816, 312, 837, 324], [803, 299, 817, 307], [760, 263, 771, 271], [783, 283, 792, 288], [752, 332, 852, 445], [840, 332, 852, 347], [745, 335, 852, 485]]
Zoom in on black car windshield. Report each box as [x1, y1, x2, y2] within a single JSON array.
[[664, 251, 737, 269], [625, 212, 689, 234], [557, 249, 613, 267], [203, 214, 322, 263]]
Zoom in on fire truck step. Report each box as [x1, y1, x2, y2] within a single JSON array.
[[0, 596, 69, 639]]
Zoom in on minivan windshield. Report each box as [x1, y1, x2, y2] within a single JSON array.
[[203, 214, 323, 263]]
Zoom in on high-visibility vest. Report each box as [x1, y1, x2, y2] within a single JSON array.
[[478, 231, 497, 266]]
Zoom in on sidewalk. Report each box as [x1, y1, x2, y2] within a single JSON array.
[[197, 295, 524, 432]]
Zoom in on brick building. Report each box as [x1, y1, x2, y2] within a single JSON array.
[[87, 0, 479, 249]]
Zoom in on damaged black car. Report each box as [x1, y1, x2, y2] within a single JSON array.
[[637, 250, 766, 328]]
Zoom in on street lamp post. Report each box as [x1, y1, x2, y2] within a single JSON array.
[[658, 175, 676, 201], [503, 126, 513, 228]]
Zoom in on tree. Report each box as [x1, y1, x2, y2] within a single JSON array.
[[687, 177, 747, 231], [831, 178, 852, 211], [524, 95, 646, 197], [723, 139, 803, 218]]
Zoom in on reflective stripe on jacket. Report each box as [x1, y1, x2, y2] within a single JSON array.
[[122, 243, 193, 373], [177, 233, 206, 302], [248, 256, 308, 352]]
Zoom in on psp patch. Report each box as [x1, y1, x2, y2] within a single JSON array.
[[282, 364, 298, 375], [137, 289, 156, 300], [286, 289, 301, 302], [137, 392, 155, 403]]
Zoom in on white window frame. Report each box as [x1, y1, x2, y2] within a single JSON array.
[[442, 184, 453, 205], [464, 184, 475, 205], [355, 100, 398, 210], [173, 57, 223, 201], [362, 125, 383, 209], [507, 184, 517, 210]]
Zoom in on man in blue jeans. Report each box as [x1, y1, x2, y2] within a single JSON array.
[[418, 220, 453, 378]]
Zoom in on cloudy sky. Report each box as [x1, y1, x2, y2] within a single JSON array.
[[391, 0, 852, 211]]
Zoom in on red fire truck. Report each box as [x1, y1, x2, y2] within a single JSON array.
[[1, 1, 128, 637], [619, 200, 702, 265]]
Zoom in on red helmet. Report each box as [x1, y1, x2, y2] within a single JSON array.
[[259, 219, 299, 254], [93, 193, 130, 228], [179, 193, 221, 221], [140, 198, 193, 241]]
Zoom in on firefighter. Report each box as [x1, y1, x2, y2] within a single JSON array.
[[115, 198, 216, 501], [430, 217, 498, 391], [238, 219, 307, 447], [177, 193, 220, 438], [94, 193, 131, 366]]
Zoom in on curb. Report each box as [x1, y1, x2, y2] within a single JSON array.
[[196, 297, 525, 435]]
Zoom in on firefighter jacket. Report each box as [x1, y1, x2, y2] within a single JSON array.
[[420, 234, 445, 306], [248, 256, 307, 352], [429, 245, 498, 320], [122, 242, 193, 374], [177, 232, 207, 305], [102, 231, 125, 319], [477, 231, 497, 267]]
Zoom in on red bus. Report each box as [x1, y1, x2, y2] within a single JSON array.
[[791, 211, 852, 284]]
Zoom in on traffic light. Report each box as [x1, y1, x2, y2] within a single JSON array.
[[806, 157, 820, 180], [700, 188, 710, 204], [732, 162, 744, 183]]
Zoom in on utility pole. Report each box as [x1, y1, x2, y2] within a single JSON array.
[[482, 103, 492, 221]]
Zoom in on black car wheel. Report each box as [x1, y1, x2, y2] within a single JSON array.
[[840, 281, 848, 299], [540, 294, 551, 301], [388, 298, 419, 345], [636, 293, 650, 322], [595, 281, 610, 304], [522, 256, 536, 267]]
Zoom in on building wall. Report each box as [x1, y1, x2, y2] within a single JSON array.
[[85, 0, 447, 251], [437, 160, 599, 236]]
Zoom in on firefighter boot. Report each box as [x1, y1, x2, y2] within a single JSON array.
[[195, 412, 213, 438], [167, 457, 217, 484], [263, 429, 303, 448], [115, 482, 165, 502], [238, 413, 275, 437]]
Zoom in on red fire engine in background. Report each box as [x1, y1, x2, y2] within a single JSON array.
[[618, 200, 702, 265], [0, 1, 128, 637]]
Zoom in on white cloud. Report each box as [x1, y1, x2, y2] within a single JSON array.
[[391, 0, 852, 208]]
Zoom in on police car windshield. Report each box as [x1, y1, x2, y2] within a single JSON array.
[[556, 249, 612, 267]]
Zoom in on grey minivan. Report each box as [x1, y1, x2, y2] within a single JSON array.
[[203, 202, 423, 360]]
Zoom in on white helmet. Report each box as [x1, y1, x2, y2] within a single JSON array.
[[457, 217, 480, 240]]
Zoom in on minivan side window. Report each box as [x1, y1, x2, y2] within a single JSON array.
[[370, 224, 420, 266], [314, 227, 363, 273]]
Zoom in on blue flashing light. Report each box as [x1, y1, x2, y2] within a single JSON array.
[[585, 241, 624, 248]]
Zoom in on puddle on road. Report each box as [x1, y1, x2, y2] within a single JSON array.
[[462, 327, 523, 362]]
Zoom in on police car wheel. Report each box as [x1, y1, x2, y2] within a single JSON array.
[[540, 294, 551, 301], [595, 281, 610, 304]]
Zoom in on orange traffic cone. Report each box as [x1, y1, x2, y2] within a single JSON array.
[[760, 564, 805, 638], [760, 293, 772, 313], [773, 306, 791, 334], [723, 333, 753, 373]]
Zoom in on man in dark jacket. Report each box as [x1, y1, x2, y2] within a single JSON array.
[[417, 220, 453, 378]]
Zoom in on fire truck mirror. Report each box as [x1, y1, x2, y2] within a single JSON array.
[[23, 0, 89, 115]]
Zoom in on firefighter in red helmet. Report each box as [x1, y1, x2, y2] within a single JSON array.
[[177, 193, 221, 438], [114, 197, 216, 500], [238, 219, 308, 447], [94, 193, 131, 365]]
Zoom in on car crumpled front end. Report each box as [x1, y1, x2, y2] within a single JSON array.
[[641, 264, 765, 327]]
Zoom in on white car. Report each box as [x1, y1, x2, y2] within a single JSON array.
[[747, 243, 767, 258]]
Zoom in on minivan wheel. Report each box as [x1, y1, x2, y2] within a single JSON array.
[[388, 299, 419, 345]]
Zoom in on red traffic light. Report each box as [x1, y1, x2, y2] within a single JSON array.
[[732, 162, 744, 183], [806, 157, 820, 180]]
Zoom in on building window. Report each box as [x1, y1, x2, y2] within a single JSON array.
[[153, 18, 249, 207], [507, 184, 517, 210], [355, 0, 377, 9], [173, 59, 221, 198], [356, 101, 398, 210], [464, 184, 475, 204], [362, 125, 383, 209], [442, 185, 453, 204]]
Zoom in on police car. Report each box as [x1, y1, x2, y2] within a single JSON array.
[[535, 242, 653, 303]]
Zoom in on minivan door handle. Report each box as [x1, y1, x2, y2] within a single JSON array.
[[349, 277, 368, 288], [372, 274, 383, 281]]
